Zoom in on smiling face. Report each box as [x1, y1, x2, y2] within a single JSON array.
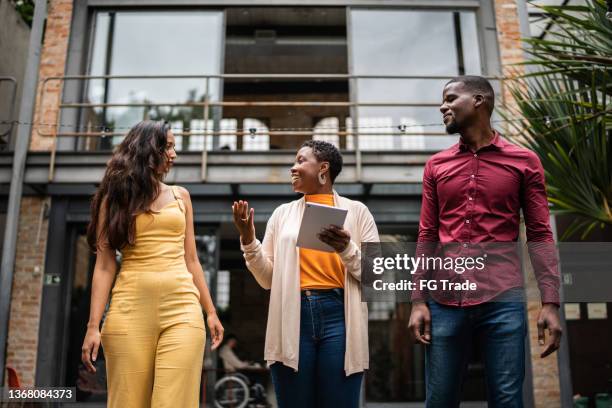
[[440, 81, 479, 135], [161, 130, 177, 174], [290, 146, 329, 194]]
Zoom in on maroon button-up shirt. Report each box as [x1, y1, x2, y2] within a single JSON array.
[[412, 131, 560, 306]]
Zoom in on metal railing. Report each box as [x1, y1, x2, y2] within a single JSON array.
[[36, 73, 505, 181]]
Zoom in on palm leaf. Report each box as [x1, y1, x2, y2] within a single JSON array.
[[501, 26, 612, 239]]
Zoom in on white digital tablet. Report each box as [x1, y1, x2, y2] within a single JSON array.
[[296, 202, 348, 253]]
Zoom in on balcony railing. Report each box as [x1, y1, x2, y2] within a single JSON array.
[[35, 73, 505, 182]]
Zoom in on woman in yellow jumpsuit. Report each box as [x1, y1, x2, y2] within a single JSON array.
[[81, 120, 224, 408]]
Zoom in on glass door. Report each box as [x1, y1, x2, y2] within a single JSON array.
[[62, 225, 220, 403]]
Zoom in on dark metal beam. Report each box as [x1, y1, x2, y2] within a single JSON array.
[[50, 193, 423, 225], [0, 151, 431, 185], [87, 0, 480, 8], [0, 0, 48, 386], [1, 181, 425, 198]]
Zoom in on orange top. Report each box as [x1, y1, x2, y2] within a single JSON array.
[[299, 194, 345, 289]]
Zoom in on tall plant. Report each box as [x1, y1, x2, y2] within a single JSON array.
[[12, 0, 35, 26], [503, 0, 612, 239]]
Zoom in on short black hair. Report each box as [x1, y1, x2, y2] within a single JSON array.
[[446, 75, 495, 115], [300, 140, 343, 183]]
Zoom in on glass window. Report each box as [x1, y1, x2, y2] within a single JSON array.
[[219, 119, 238, 150], [85, 11, 224, 150], [348, 9, 489, 151], [222, 7, 349, 151], [242, 118, 270, 151], [195, 234, 218, 287], [368, 301, 396, 321], [460, 12, 483, 75], [216, 270, 230, 311], [313, 117, 340, 147]]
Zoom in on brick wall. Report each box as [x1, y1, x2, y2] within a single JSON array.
[[30, 0, 73, 151], [494, 0, 526, 105], [520, 221, 562, 407], [5, 197, 49, 387], [5, 0, 70, 387]]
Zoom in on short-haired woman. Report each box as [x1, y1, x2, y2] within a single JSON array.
[[232, 140, 379, 407]]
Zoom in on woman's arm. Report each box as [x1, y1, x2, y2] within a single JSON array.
[[179, 186, 224, 350], [233, 200, 276, 289], [82, 201, 117, 373], [319, 204, 380, 282], [339, 206, 379, 281]]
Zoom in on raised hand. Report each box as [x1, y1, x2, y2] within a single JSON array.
[[232, 200, 255, 245]]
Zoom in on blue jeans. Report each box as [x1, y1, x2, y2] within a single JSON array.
[[425, 294, 527, 408], [270, 289, 363, 408]]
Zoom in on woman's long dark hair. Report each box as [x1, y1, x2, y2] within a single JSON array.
[[87, 120, 170, 252]]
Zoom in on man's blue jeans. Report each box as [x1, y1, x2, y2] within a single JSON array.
[[270, 289, 363, 408], [425, 294, 527, 408]]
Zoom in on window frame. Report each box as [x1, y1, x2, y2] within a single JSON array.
[[59, 0, 501, 152]]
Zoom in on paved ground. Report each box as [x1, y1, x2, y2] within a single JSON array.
[[367, 403, 487, 408], [64, 402, 488, 407]]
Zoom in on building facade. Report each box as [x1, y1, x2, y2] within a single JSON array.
[[0, 0, 31, 152], [2, 0, 597, 406]]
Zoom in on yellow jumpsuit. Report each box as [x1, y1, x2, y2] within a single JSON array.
[[100, 186, 205, 408]]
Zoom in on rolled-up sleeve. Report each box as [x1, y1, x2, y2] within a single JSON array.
[[339, 204, 380, 282], [240, 208, 278, 289]]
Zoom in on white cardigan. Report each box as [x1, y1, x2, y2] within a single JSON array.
[[240, 190, 380, 375]]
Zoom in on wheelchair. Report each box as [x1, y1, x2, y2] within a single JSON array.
[[214, 371, 269, 408]]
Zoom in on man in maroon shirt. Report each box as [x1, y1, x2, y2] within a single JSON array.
[[408, 76, 562, 407]]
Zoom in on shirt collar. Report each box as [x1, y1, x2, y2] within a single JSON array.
[[455, 130, 504, 154]]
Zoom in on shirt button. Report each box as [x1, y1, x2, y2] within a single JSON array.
[[470, 174, 475, 178], [474, 154, 478, 157], [468, 196, 473, 200], [465, 219, 470, 224], [463, 243, 468, 248]]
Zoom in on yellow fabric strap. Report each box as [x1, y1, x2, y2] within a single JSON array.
[[171, 186, 185, 213]]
